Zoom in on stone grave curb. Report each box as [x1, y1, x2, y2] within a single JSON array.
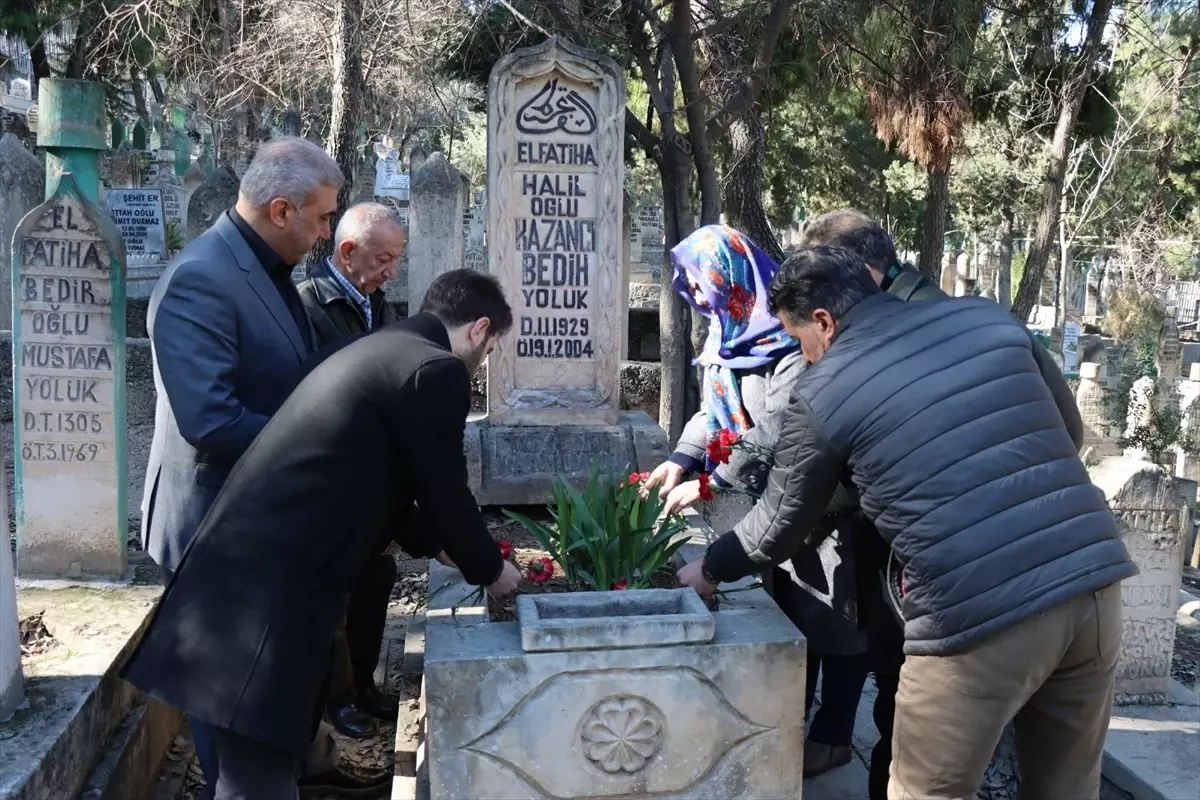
[[1102, 679, 1200, 800], [1179, 588, 1200, 624], [78, 695, 183, 800], [2, 562, 165, 800]]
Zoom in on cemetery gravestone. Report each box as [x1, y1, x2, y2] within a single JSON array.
[[487, 36, 625, 426], [12, 176, 127, 579], [105, 187, 168, 261], [464, 37, 666, 505], [1, 133, 43, 331], [1076, 363, 1121, 460], [1089, 458, 1188, 703], [186, 165, 239, 242], [463, 202, 486, 272], [408, 152, 466, 311], [637, 205, 663, 280], [374, 150, 410, 201], [282, 107, 301, 137]]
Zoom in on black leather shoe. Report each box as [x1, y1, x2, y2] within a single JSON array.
[[298, 766, 390, 799], [328, 703, 376, 738], [358, 684, 400, 720]]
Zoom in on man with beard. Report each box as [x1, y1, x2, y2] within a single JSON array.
[[122, 270, 522, 799]]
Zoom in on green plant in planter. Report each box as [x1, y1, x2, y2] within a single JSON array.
[[503, 468, 690, 591], [165, 220, 184, 254]]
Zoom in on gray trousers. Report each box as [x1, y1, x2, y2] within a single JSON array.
[[212, 727, 299, 800]]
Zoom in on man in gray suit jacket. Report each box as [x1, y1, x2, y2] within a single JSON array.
[[143, 137, 389, 799]]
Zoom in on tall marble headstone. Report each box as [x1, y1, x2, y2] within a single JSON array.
[[12, 176, 127, 578], [1, 133, 43, 330], [486, 37, 625, 426], [1089, 458, 1187, 703]]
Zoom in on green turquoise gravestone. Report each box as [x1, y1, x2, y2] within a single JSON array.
[[131, 117, 149, 151], [11, 79, 128, 580], [110, 117, 127, 149]]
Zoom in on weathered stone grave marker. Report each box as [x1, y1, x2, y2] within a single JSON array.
[[408, 152, 466, 311], [1090, 458, 1187, 703], [1076, 362, 1121, 460], [11, 78, 127, 580], [467, 37, 666, 504], [186, 164, 239, 242], [1, 133, 43, 330]]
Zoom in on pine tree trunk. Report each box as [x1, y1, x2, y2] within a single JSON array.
[[309, 0, 364, 269], [919, 162, 951, 281], [722, 109, 784, 262], [1010, 0, 1115, 323]]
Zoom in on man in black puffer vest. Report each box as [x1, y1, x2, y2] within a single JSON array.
[[798, 209, 1086, 798], [678, 246, 1137, 799]]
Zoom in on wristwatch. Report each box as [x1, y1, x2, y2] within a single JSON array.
[[700, 556, 720, 586]]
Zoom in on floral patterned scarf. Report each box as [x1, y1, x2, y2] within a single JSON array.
[[669, 225, 800, 471]]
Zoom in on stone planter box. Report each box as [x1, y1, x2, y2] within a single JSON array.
[[422, 524, 807, 799]]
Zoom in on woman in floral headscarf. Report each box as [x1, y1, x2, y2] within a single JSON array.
[[644, 224, 804, 505], [646, 225, 869, 779]]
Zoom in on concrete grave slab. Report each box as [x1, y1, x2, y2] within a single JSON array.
[[1103, 680, 1200, 800]]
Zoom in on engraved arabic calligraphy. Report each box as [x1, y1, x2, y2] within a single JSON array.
[[517, 78, 597, 136]]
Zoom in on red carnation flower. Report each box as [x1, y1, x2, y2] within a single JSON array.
[[706, 438, 732, 465], [613, 579, 628, 591], [698, 472, 715, 502], [525, 557, 555, 584], [497, 539, 513, 560]]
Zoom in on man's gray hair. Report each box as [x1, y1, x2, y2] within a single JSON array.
[[333, 202, 403, 251], [799, 209, 899, 274], [239, 137, 344, 209]]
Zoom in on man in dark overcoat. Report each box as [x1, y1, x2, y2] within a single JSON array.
[[122, 269, 522, 799]]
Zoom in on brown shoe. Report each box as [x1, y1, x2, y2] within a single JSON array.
[[803, 741, 853, 777]]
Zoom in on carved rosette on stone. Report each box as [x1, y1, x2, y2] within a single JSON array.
[[487, 37, 625, 425], [12, 175, 128, 579], [1089, 457, 1187, 704], [579, 695, 665, 774]]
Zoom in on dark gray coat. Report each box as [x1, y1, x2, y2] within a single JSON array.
[[704, 293, 1138, 656], [141, 213, 316, 570]]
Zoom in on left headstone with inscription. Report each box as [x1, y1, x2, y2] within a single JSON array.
[[12, 79, 128, 580]]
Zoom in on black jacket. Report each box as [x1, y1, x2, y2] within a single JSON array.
[[705, 294, 1137, 656], [121, 314, 503, 753], [297, 258, 398, 347]]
